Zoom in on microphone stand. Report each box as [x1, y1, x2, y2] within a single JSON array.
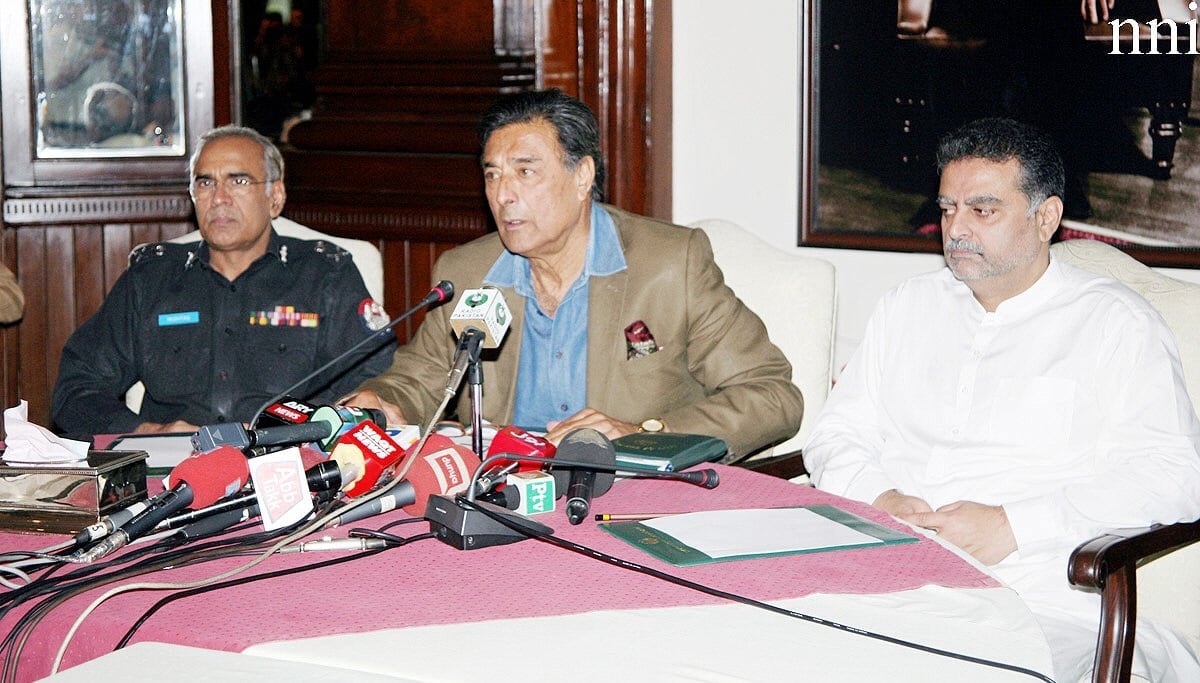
[[466, 338, 485, 460]]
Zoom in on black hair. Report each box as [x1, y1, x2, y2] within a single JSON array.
[[479, 89, 605, 201]]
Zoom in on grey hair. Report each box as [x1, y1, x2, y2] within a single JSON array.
[[189, 125, 284, 195]]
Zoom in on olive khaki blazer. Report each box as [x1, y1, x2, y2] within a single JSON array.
[[357, 206, 803, 459]]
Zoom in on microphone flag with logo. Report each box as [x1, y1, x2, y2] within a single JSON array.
[[449, 287, 511, 348]]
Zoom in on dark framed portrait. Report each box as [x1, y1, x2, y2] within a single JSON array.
[[800, 0, 1200, 268]]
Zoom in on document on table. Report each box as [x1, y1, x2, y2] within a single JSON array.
[[600, 505, 918, 566], [106, 433, 196, 470]]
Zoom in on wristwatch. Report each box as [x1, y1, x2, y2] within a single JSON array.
[[639, 418, 666, 433]]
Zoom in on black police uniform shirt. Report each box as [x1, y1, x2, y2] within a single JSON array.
[[51, 231, 397, 437]]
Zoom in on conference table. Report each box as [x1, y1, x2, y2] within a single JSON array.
[[1, 464, 1055, 682]]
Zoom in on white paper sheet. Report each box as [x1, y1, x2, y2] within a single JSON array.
[[643, 507, 883, 558]]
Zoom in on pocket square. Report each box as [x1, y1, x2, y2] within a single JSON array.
[[625, 320, 659, 360]]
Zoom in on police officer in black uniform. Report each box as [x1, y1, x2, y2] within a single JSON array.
[[52, 125, 396, 437]]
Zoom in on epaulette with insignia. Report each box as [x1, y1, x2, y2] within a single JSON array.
[[309, 239, 352, 263], [127, 241, 196, 268]]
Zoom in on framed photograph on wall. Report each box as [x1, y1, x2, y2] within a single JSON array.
[[1, 0, 213, 185], [800, 0, 1200, 268]]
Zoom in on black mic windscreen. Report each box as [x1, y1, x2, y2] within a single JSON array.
[[551, 428, 616, 496]]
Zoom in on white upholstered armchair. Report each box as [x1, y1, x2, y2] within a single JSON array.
[[1053, 239, 1200, 683], [691, 219, 837, 470]]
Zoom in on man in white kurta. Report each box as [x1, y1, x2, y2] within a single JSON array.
[[804, 118, 1200, 682]]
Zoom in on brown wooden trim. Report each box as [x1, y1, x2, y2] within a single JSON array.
[[3, 194, 193, 226]]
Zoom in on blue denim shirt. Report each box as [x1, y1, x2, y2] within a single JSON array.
[[483, 204, 627, 430]]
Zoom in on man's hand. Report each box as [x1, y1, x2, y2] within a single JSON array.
[[133, 420, 198, 434], [905, 501, 1017, 566], [340, 389, 407, 427], [1081, 0, 1116, 23], [545, 408, 640, 445], [873, 489, 933, 517]]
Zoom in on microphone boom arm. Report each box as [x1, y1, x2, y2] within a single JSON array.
[[248, 281, 454, 427]]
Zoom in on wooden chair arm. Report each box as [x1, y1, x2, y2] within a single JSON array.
[[1068, 519, 1200, 683], [739, 449, 808, 480]]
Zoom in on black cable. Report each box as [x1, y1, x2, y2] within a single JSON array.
[[1, 518, 313, 682], [457, 497, 1057, 683], [114, 530, 435, 648]]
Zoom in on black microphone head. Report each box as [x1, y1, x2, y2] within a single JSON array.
[[551, 428, 616, 497], [687, 468, 720, 489], [364, 407, 387, 429], [429, 280, 455, 304], [305, 460, 343, 492]]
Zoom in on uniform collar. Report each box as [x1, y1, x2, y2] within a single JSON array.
[[186, 228, 286, 271]]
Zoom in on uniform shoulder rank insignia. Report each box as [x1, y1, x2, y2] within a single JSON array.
[[128, 241, 182, 267], [311, 239, 351, 263], [359, 299, 389, 331]]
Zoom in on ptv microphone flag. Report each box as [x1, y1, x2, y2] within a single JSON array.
[[449, 288, 511, 348]]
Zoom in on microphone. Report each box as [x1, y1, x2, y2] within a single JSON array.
[[191, 405, 387, 454], [157, 460, 345, 531], [177, 502, 261, 540], [487, 453, 721, 490], [308, 404, 388, 452], [552, 429, 616, 525], [473, 426, 557, 495], [327, 421, 407, 497], [442, 327, 486, 399], [74, 446, 250, 562], [448, 287, 511, 349], [256, 397, 319, 427], [425, 436, 721, 550], [245, 280, 455, 428], [324, 434, 479, 527], [175, 484, 341, 540], [73, 499, 155, 546]]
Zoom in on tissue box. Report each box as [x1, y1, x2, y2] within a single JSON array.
[[0, 450, 148, 534]]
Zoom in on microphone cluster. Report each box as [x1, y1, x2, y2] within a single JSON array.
[[424, 427, 720, 550], [70, 279, 720, 566]]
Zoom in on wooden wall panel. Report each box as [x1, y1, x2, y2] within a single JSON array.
[[0, 0, 667, 433], [2, 218, 193, 430]]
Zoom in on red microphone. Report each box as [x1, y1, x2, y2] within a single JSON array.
[[75, 446, 250, 561], [475, 426, 556, 494], [487, 426, 556, 471], [324, 434, 480, 526], [400, 434, 480, 515], [327, 421, 406, 498]]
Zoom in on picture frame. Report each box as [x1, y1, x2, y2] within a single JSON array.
[[1, 0, 213, 186], [799, 0, 1200, 268]]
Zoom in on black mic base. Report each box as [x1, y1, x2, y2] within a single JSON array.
[[424, 494, 552, 550]]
